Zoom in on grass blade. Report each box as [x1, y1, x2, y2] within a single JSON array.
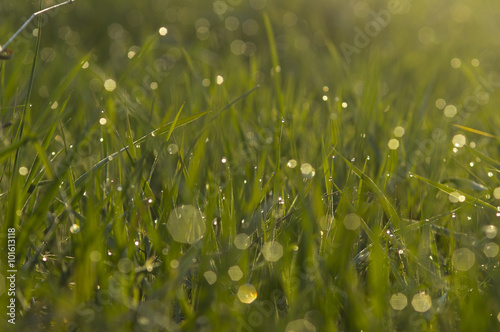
[[74, 109, 210, 187], [409, 172, 497, 211]]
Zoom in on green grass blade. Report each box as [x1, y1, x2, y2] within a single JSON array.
[[409, 172, 497, 211], [333, 148, 401, 229], [74, 110, 210, 187]]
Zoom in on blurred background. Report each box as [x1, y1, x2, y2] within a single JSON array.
[[2, 1, 500, 331]]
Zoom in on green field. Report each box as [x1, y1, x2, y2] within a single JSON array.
[[1, 0, 500, 331]]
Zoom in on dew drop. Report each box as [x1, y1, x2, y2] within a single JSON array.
[[234, 233, 251, 250], [104, 79, 117, 92], [167, 144, 179, 154], [484, 243, 499, 258], [167, 205, 206, 244], [388, 139, 400, 150], [228, 265, 244, 281], [237, 284, 257, 304], [452, 248, 475, 271], [170, 259, 179, 268], [204, 271, 217, 285], [444, 105, 457, 118], [452, 134, 466, 148], [158, 27, 168, 36], [343, 213, 361, 230], [411, 292, 432, 312], [18, 167, 28, 176], [262, 241, 284, 262], [390, 293, 408, 311], [287, 159, 297, 168], [69, 224, 80, 234], [393, 126, 405, 137], [485, 225, 498, 238], [300, 163, 315, 179], [493, 187, 500, 199], [285, 319, 316, 332]]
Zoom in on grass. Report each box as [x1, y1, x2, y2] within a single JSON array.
[[1, 0, 500, 331]]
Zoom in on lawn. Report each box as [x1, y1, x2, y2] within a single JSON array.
[[1, 0, 500, 331]]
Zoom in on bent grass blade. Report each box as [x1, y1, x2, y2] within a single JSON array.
[[409, 172, 497, 211], [452, 124, 500, 140], [333, 148, 401, 229], [74, 109, 210, 187]]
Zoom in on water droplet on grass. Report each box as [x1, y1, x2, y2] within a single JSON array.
[[452, 134, 466, 148], [234, 233, 251, 249], [435, 98, 446, 109], [158, 27, 168, 36], [18, 167, 28, 176], [104, 79, 116, 91], [452, 248, 475, 271], [204, 271, 217, 285], [262, 241, 284, 262], [287, 159, 297, 168], [411, 292, 432, 312], [300, 163, 315, 179], [167, 205, 206, 244], [484, 243, 499, 258], [485, 225, 498, 238], [390, 293, 408, 310], [393, 126, 405, 137], [444, 105, 457, 118], [237, 284, 257, 304], [228, 266, 244, 281], [451, 57, 461, 68], [388, 139, 399, 150], [70, 224, 80, 234], [167, 144, 179, 154], [493, 187, 500, 199], [343, 213, 361, 230], [449, 191, 465, 203], [285, 319, 316, 332]]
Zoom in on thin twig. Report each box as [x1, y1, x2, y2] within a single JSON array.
[[0, 0, 76, 53]]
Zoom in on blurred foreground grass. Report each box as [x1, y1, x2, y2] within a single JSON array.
[[1, 0, 500, 331]]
